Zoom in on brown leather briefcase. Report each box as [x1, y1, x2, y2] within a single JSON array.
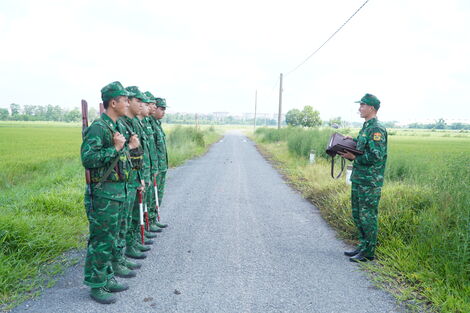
[[326, 133, 363, 157], [325, 133, 363, 179]]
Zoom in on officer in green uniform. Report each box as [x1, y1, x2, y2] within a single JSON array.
[[81, 81, 138, 304], [339, 93, 387, 262], [151, 97, 169, 228]]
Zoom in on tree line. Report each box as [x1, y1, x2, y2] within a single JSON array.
[[0, 103, 82, 122], [2, 102, 469, 130]]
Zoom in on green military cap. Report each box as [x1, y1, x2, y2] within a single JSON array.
[[125, 86, 146, 101], [101, 81, 131, 102], [155, 98, 167, 108], [355, 93, 380, 110], [143, 91, 156, 104]]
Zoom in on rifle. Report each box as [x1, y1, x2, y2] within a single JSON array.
[[153, 176, 161, 222], [81, 100, 93, 210], [138, 190, 145, 244]]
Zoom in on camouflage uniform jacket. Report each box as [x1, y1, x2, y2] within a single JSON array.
[[133, 117, 151, 183], [143, 117, 159, 175], [351, 117, 388, 187], [152, 117, 168, 172], [118, 116, 143, 188], [81, 113, 131, 202]]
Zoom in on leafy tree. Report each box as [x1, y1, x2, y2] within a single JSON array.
[[10, 103, 20, 117], [434, 118, 446, 129], [300, 105, 321, 127], [64, 108, 81, 122], [88, 107, 99, 122], [0, 108, 9, 120], [285, 109, 302, 126], [328, 116, 344, 128], [382, 121, 397, 128]]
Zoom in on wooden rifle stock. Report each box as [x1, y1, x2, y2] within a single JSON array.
[[81, 100, 93, 208]]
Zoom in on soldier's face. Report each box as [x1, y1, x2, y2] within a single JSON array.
[[359, 103, 374, 119], [128, 98, 142, 117], [149, 104, 156, 115], [114, 96, 129, 116], [155, 106, 165, 119], [142, 104, 150, 117]]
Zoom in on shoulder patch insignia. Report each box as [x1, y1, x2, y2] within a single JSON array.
[[373, 132, 382, 141]]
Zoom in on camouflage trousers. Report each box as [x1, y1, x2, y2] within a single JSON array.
[[147, 171, 166, 224], [126, 187, 144, 248], [122, 185, 138, 251], [147, 179, 158, 224], [351, 183, 382, 257], [156, 171, 167, 206], [84, 194, 124, 288]]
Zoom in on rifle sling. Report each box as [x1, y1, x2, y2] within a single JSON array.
[[95, 155, 121, 188]]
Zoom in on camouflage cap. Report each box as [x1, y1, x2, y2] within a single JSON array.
[[355, 93, 380, 110], [125, 86, 146, 101], [143, 91, 156, 104], [101, 81, 131, 102], [155, 98, 167, 108]]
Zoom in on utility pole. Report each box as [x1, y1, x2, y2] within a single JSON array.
[[195, 113, 199, 129], [254, 89, 257, 131], [278, 73, 283, 129]]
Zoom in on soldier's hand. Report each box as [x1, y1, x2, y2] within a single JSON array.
[[338, 151, 355, 161], [343, 136, 353, 140], [137, 180, 145, 191], [129, 134, 140, 149], [113, 132, 126, 151]]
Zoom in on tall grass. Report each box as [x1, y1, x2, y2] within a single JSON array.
[[254, 127, 470, 313], [0, 122, 221, 309], [167, 126, 219, 167]]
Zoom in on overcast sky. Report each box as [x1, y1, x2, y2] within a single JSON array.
[[0, 0, 469, 123]]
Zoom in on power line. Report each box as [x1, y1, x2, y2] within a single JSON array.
[[285, 0, 370, 76]]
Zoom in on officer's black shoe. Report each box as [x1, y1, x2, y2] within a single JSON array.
[[349, 252, 374, 263], [344, 248, 361, 257], [144, 239, 154, 245]]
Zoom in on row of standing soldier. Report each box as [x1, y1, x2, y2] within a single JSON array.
[[80, 81, 169, 304]]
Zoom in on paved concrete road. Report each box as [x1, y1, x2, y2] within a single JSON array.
[[12, 131, 401, 313]]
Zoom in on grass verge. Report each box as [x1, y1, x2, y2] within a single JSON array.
[[0, 123, 222, 310], [252, 127, 470, 313]]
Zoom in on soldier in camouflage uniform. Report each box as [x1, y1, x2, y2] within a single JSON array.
[[123, 87, 154, 260], [116, 87, 146, 266], [141, 91, 163, 233], [151, 97, 170, 227], [81, 81, 140, 304], [339, 93, 387, 262], [144, 91, 169, 231]]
